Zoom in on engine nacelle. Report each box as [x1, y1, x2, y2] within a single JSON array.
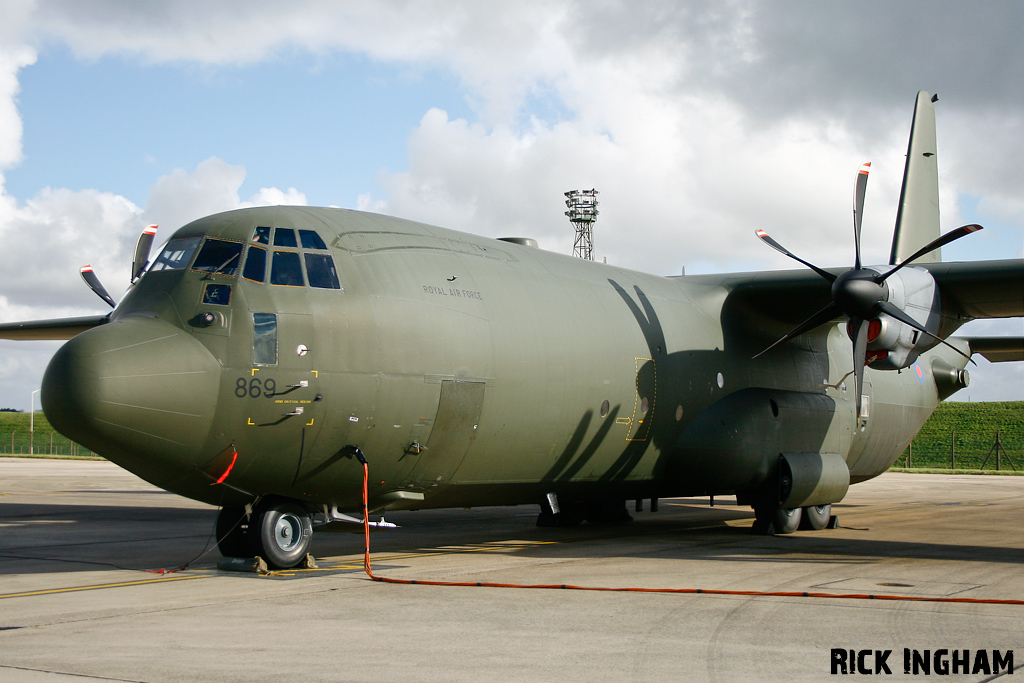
[[857, 265, 942, 370]]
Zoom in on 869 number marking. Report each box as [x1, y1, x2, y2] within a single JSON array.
[[235, 377, 277, 398]]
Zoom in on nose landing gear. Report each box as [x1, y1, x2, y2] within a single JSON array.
[[216, 499, 313, 569]]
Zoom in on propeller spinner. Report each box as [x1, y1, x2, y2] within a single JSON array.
[[753, 162, 981, 418]]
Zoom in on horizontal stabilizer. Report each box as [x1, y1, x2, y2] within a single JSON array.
[[0, 315, 109, 341], [962, 336, 1024, 363]]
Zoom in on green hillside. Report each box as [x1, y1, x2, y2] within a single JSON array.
[[893, 401, 1023, 471]]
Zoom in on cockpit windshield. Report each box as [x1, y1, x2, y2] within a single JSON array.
[[191, 239, 244, 276], [149, 238, 201, 272]]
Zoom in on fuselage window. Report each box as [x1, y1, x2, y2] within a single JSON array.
[[253, 226, 271, 245], [253, 313, 278, 365], [270, 251, 305, 286], [242, 245, 267, 283], [191, 239, 243, 276], [149, 237, 201, 272], [304, 253, 341, 289], [273, 228, 298, 248], [299, 229, 328, 250]]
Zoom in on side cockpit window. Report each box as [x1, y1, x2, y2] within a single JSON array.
[[191, 239, 244, 276], [149, 238, 201, 272], [243, 246, 267, 283], [304, 253, 341, 289], [253, 313, 277, 365]]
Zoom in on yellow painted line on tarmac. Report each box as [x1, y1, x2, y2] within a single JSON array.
[[0, 574, 211, 600]]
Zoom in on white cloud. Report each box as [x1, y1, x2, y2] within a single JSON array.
[[242, 186, 308, 208], [141, 157, 246, 232]]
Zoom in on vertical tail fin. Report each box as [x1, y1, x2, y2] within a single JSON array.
[[890, 91, 941, 265]]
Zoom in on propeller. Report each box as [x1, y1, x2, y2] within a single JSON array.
[[80, 265, 116, 309], [132, 225, 158, 283], [753, 162, 982, 418], [80, 224, 160, 308]]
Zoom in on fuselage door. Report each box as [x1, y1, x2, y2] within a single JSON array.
[[401, 380, 485, 492]]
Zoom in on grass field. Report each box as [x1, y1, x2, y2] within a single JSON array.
[[1, 401, 1021, 469]]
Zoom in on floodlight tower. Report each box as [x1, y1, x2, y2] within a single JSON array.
[[565, 189, 599, 260]]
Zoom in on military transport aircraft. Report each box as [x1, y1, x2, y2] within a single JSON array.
[[2, 92, 1022, 568]]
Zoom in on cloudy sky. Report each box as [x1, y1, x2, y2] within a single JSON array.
[[0, 0, 1021, 409]]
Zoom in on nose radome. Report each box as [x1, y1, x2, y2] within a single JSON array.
[[42, 316, 221, 489]]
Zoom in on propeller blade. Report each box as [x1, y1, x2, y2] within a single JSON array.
[[850, 317, 869, 418], [752, 301, 842, 359], [853, 162, 870, 270], [875, 300, 974, 363], [878, 224, 983, 283], [754, 229, 836, 283], [131, 224, 158, 283], [80, 265, 116, 308]]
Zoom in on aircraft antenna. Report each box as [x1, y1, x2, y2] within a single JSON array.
[[565, 189, 599, 260]]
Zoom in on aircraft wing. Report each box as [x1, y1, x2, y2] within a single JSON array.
[[960, 336, 1024, 363], [685, 258, 1024, 348], [921, 259, 1024, 319], [0, 315, 110, 341]]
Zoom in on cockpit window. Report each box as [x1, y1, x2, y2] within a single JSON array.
[[191, 239, 244, 276], [270, 251, 305, 286], [252, 226, 270, 245], [273, 228, 298, 248], [149, 238, 201, 272], [299, 229, 328, 250], [242, 245, 267, 283], [304, 253, 341, 289]]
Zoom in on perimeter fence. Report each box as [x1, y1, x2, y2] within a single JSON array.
[[894, 428, 1020, 471], [0, 431, 94, 457]]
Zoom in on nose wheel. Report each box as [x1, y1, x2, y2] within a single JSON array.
[[217, 500, 313, 569], [254, 500, 313, 569]]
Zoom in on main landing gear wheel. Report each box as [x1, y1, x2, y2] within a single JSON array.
[[800, 504, 832, 530], [773, 506, 802, 534], [216, 506, 253, 558], [253, 500, 313, 569]]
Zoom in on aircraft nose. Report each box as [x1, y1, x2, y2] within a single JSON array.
[[42, 316, 221, 488]]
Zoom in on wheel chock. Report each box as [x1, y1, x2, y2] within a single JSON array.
[[217, 556, 270, 574]]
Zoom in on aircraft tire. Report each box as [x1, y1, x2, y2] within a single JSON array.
[[253, 500, 313, 569], [216, 506, 253, 558], [799, 504, 831, 531], [772, 506, 802, 534]]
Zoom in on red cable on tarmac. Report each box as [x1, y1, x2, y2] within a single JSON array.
[[358, 461, 1023, 606]]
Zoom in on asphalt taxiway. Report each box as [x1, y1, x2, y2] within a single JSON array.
[[1, 456, 1022, 682]]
